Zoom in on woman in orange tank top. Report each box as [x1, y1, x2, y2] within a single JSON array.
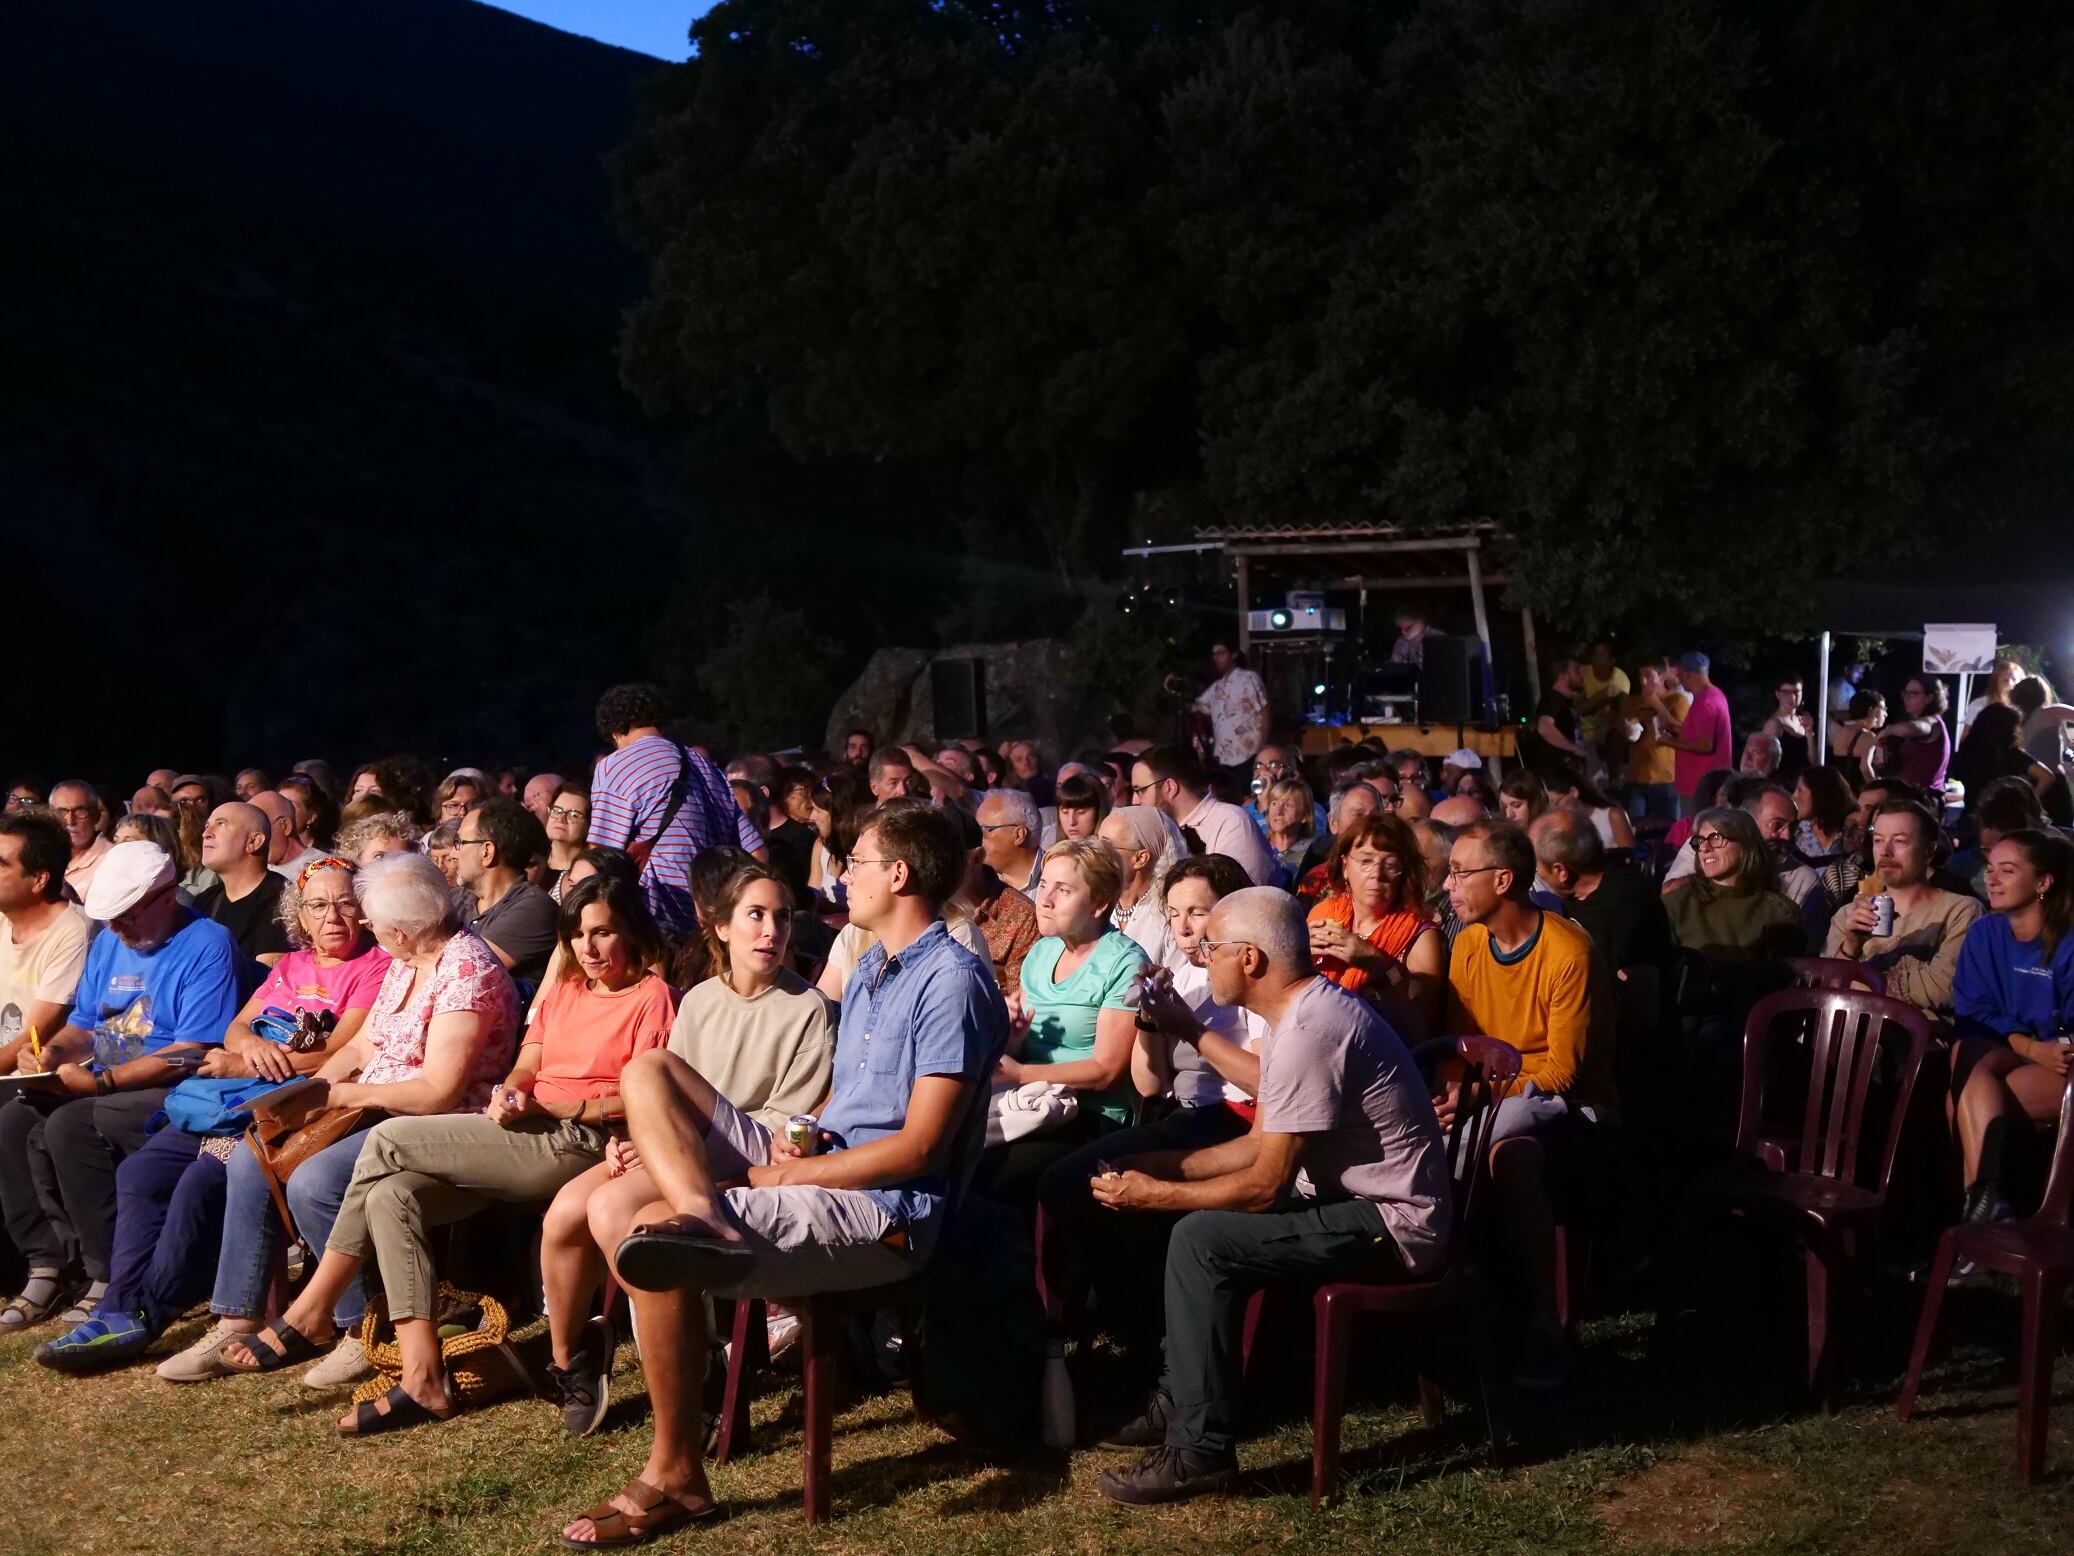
[[1305, 812, 1445, 1040]]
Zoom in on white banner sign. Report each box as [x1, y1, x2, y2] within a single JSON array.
[[1922, 623, 1998, 675]]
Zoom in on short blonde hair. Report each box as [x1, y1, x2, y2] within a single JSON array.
[[1042, 836, 1126, 917], [1265, 778, 1315, 840]]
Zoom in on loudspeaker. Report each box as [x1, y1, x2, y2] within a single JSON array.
[[930, 658, 987, 740], [1421, 637, 1486, 724]]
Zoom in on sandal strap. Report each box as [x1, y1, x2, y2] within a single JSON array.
[[574, 1478, 682, 1542]]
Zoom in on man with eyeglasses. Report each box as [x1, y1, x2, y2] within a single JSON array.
[[47, 781, 111, 902], [168, 775, 216, 821], [1090, 886, 1449, 1505], [0, 842, 241, 1332], [520, 772, 565, 827], [194, 803, 290, 965], [453, 797, 558, 984], [975, 790, 1043, 894], [1130, 745, 1278, 888], [1243, 744, 1327, 840], [1441, 817, 1614, 1392]]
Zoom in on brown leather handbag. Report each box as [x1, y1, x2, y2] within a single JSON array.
[[242, 1079, 384, 1257]]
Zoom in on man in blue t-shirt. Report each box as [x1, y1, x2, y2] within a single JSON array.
[[0, 842, 241, 1328], [553, 801, 1006, 1544]]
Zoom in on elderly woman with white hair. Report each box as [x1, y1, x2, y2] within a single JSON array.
[[1097, 805, 1188, 970], [195, 853, 519, 1391]]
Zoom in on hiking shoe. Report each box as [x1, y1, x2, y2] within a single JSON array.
[[302, 1335, 373, 1392], [546, 1316, 614, 1437], [1097, 1387, 1175, 1450], [1511, 1322, 1573, 1392], [158, 1319, 253, 1382], [35, 1312, 154, 1373], [1097, 1444, 1237, 1507], [1950, 1197, 2016, 1284]]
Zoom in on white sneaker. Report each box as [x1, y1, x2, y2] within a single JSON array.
[[766, 1308, 801, 1363], [302, 1334, 373, 1392], [157, 1319, 250, 1383]]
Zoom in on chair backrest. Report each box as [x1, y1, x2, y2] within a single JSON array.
[[1783, 956, 1886, 997], [2033, 1074, 2074, 1228], [1736, 987, 1932, 1198], [1413, 1033, 1522, 1260]]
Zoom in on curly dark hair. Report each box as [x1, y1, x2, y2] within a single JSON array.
[[595, 683, 671, 741]]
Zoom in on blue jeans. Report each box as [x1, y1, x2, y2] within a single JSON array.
[[210, 1126, 373, 1327], [99, 1127, 226, 1333], [1624, 782, 1678, 823]]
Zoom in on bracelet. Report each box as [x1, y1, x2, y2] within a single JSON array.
[[96, 1070, 117, 1095]]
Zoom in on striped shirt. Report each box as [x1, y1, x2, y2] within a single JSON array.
[[589, 735, 765, 934]]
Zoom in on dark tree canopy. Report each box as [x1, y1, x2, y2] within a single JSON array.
[[618, 0, 2074, 639]]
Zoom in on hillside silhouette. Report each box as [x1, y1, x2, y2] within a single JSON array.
[[3, 0, 685, 783]]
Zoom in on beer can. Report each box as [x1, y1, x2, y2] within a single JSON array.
[[1871, 894, 1895, 938], [786, 1115, 819, 1156]]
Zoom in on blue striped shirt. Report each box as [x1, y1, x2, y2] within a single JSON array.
[[589, 735, 765, 934]]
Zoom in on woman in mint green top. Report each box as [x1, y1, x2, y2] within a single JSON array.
[[978, 839, 1146, 1211]]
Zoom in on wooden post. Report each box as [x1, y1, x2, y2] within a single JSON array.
[[1466, 544, 1495, 666], [1235, 553, 1252, 658]]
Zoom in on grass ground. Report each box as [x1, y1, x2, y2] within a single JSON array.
[[2, 1276, 2070, 1556]]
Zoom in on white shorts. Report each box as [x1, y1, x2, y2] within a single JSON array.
[[700, 1091, 914, 1299]]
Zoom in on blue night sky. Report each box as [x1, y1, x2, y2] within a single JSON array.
[[481, 1, 714, 60]]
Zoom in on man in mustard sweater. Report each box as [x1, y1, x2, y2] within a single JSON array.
[[1443, 818, 1617, 1391]]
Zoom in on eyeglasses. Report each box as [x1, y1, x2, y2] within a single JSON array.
[[1443, 865, 1503, 883], [547, 806, 589, 822], [1129, 782, 1159, 798], [1692, 832, 1735, 852], [1197, 937, 1255, 956], [453, 835, 492, 850], [842, 856, 892, 875], [303, 899, 364, 920], [977, 822, 1024, 833], [50, 806, 98, 822], [1376, 793, 1403, 810]]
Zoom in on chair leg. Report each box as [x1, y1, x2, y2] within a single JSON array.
[[1417, 1374, 1445, 1428], [1310, 1291, 1352, 1509], [709, 1297, 764, 1464], [802, 1300, 836, 1524], [1240, 1288, 1266, 1383], [1803, 1242, 1838, 1408], [1554, 1224, 1589, 1330], [2017, 1271, 2063, 1484], [1470, 1300, 1510, 1464], [1896, 1233, 1955, 1422]]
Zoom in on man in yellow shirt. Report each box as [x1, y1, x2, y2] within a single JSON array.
[[1442, 818, 1616, 1391], [1622, 658, 1690, 823]]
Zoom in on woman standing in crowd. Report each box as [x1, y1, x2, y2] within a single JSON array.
[[1830, 689, 1886, 783], [1096, 805, 1187, 970], [1305, 812, 1444, 1041], [234, 875, 671, 1435], [206, 853, 518, 1389], [1949, 705, 2056, 810], [1263, 777, 1316, 880], [539, 862, 834, 1435], [1950, 830, 2074, 1232], [1763, 676, 1813, 782], [1880, 675, 1953, 795], [975, 837, 1145, 1210], [1958, 656, 2025, 742], [543, 783, 591, 899]]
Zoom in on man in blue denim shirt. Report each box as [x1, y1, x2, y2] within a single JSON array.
[[557, 801, 1006, 1545]]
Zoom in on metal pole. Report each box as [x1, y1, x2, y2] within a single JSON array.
[[1235, 553, 1252, 660], [1815, 630, 1832, 765], [1520, 608, 1540, 704]]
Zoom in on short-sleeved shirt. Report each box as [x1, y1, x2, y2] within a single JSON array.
[[1579, 666, 1631, 743], [1179, 795, 1280, 887], [252, 943, 392, 1021], [0, 905, 92, 1049], [823, 921, 1009, 1259], [1520, 689, 1581, 781], [529, 972, 678, 1106], [1257, 977, 1452, 1274], [196, 871, 291, 962], [669, 968, 835, 1133], [588, 734, 766, 935], [1625, 688, 1689, 785], [470, 879, 559, 985], [1165, 959, 1269, 1107], [1019, 929, 1147, 1123], [1674, 684, 1735, 798], [66, 909, 243, 1068], [358, 929, 519, 1109], [1890, 717, 1952, 793]]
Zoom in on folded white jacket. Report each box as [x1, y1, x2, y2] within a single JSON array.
[[984, 1080, 1080, 1147]]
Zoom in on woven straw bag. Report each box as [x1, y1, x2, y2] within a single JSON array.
[[351, 1282, 530, 1408]]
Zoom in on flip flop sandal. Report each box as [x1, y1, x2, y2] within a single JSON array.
[[614, 1226, 756, 1294], [337, 1383, 457, 1438], [560, 1477, 721, 1550], [219, 1316, 331, 1374]]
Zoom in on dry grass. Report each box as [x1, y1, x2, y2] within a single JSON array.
[[3, 1301, 2073, 1556]]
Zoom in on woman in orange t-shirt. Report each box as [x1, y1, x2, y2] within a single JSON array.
[[1305, 813, 1445, 1041]]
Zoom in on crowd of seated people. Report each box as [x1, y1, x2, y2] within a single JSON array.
[[0, 651, 2069, 1532]]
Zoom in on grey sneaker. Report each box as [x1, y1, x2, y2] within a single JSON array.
[[1097, 1444, 1238, 1507], [545, 1315, 615, 1437], [301, 1334, 373, 1392], [157, 1319, 251, 1383]]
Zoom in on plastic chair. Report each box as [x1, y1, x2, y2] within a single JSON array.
[[1897, 1076, 2074, 1481], [1680, 987, 1932, 1405], [1784, 957, 1887, 996], [1245, 1034, 1521, 1506]]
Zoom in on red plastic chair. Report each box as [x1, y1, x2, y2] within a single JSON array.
[[1784, 957, 1886, 996], [1686, 987, 1932, 1405], [1897, 1075, 2074, 1480], [1246, 1034, 1521, 1507]]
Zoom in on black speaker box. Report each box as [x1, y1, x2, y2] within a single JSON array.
[[930, 658, 987, 740]]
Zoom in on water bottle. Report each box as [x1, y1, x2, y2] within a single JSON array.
[[1040, 1339, 1076, 1449]]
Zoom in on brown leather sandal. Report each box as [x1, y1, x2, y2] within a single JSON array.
[[559, 1478, 721, 1549]]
